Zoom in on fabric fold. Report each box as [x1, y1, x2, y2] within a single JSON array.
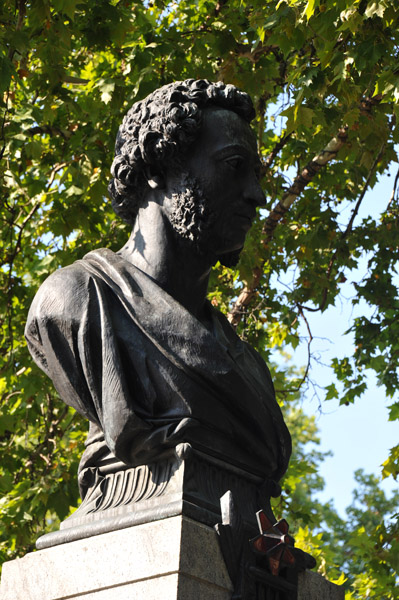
[[25, 248, 291, 495]]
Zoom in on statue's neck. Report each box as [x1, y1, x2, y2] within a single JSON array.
[[118, 201, 212, 323]]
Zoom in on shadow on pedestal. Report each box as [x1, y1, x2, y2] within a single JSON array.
[[0, 442, 344, 600], [34, 442, 327, 600], [37, 442, 277, 550]]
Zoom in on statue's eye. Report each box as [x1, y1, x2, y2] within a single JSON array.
[[225, 156, 243, 170]]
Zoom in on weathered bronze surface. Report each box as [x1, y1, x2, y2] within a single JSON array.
[[25, 80, 292, 548]]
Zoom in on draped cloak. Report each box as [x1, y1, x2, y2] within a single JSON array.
[[25, 248, 291, 497]]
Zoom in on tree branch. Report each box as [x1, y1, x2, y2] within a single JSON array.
[[296, 138, 387, 313], [28, 125, 72, 140], [262, 127, 349, 241], [227, 127, 349, 327], [387, 165, 399, 209], [262, 131, 293, 174], [274, 304, 313, 396], [3, 162, 68, 362], [5, 161, 67, 277]]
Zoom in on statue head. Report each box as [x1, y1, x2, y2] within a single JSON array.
[[109, 79, 255, 225]]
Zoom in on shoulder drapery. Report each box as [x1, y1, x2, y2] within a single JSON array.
[[25, 248, 291, 485]]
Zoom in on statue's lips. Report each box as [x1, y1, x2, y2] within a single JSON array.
[[235, 212, 255, 229]]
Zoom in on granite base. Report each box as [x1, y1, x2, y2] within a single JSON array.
[[0, 516, 232, 600], [0, 515, 344, 600], [298, 570, 345, 600]]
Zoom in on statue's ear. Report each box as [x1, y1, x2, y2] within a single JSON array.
[[144, 165, 165, 190]]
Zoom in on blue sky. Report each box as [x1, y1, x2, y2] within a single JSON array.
[[297, 306, 398, 517], [280, 161, 399, 517]]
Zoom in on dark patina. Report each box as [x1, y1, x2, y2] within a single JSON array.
[[25, 82, 311, 595]]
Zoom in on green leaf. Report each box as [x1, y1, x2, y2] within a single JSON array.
[[325, 383, 338, 401], [65, 185, 84, 197], [388, 402, 399, 422], [303, 0, 317, 21], [364, 1, 385, 19]]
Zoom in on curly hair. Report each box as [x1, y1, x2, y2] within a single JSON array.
[[108, 79, 255, 224]]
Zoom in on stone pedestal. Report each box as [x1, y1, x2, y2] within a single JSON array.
[[0, 516, 233, 600], [0, 514, 344, 600], [298, 571, 344, 600], [35, 444, 276, 550]]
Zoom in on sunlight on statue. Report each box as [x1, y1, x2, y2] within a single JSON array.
[[25, 81, 291, 539]]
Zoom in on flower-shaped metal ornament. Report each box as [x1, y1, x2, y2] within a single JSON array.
[[251, 510, 296, 576]]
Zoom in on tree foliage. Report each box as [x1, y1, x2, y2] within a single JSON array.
[[1, 0, 399, 595]]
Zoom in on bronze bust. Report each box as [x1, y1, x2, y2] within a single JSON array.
[[25, 80, 291, 548]]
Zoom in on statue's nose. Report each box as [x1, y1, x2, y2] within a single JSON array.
[[244, 175, 266, 208]]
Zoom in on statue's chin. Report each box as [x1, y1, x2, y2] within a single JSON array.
[[216, 248, 242, 268]]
